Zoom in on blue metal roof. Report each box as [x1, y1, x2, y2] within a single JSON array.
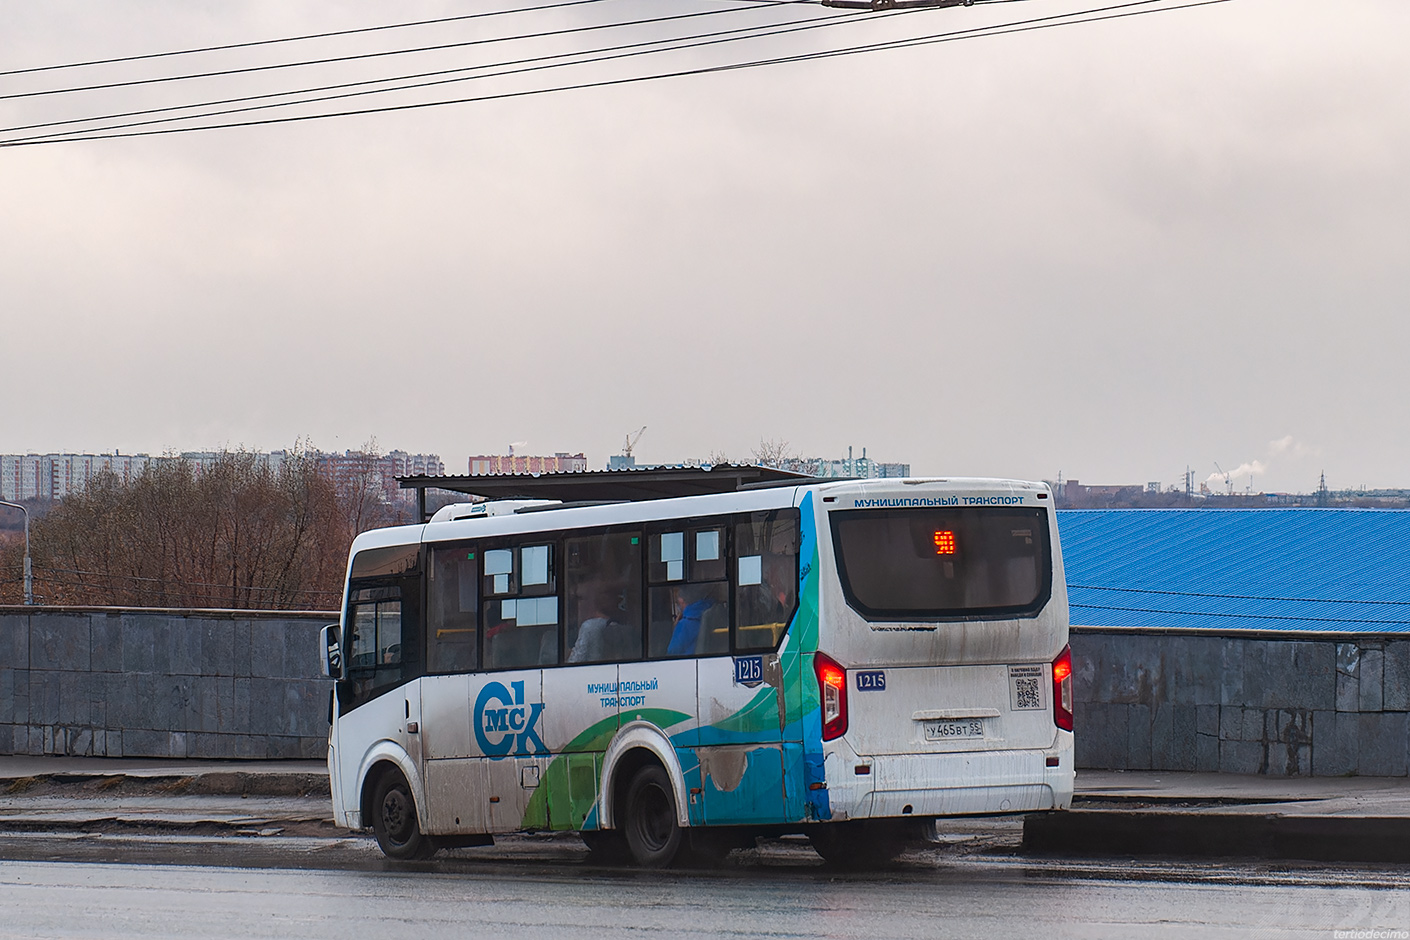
[[1057, 509, 1410, 634]]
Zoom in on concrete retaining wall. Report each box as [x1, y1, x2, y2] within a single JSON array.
[[4, 608, 1406, 774], [0, 607, 335, 760], [1072, 629, 1410, 776]]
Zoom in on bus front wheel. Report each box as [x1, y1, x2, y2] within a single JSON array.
[[622, 764, 683, 868], [371, 768, 436, 860]]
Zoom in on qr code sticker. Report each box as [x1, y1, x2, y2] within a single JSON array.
[[1009, 665, 1045, 710], [1014, 677, 1042, 709]]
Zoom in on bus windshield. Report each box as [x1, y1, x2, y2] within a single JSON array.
[[830, 507, 1051, 620]]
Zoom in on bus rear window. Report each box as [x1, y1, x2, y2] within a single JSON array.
[[830, 507, 1051, 621]]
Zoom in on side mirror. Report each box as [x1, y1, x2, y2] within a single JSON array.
[[321, 624, 344, 680]]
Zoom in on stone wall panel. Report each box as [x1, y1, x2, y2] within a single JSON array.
[[1385, 642, 1410, 711], [1071, 630, 1410, 777]]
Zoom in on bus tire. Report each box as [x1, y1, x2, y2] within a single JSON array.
[[370, 768, 436, 860], [622, 764, 683, 868], [808, 820, 908, 869]]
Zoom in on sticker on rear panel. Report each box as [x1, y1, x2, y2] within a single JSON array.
[[1009, 664, 1045, 710], [855, 670, 886, 692]]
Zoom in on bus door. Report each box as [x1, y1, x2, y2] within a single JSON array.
[[421, 543, 488, 836], [695, 513, 799, 826], [474, 542, 560, 832]]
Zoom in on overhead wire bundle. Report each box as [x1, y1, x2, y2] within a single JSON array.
[[0, 0, 1233, 147]]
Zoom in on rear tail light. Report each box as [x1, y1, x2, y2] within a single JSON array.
[[814, 652, 848, 741], [1052, 645, 1073, 732]]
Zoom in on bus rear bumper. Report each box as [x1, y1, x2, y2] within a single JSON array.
[[824, 736, 1075, 820]]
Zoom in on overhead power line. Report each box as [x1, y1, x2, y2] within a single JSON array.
[[0, 0, 614, 77], [0, 2, 809, 101], [2, 5, 861, 140], [0, 0, 1232, 148], [0, 0, 1014, 80]]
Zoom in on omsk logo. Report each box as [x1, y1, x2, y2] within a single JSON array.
[[473, 680, 548, 759]]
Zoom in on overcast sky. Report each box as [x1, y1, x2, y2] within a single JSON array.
[[1, 0, 1405, 493]]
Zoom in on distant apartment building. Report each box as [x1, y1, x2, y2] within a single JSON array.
[[178, 450, 288, 476], [799, 446, 910, 479], [0, 452, 152, 502], [2, 448, 443, 504], [389, 450, 445, 478], [468, 452, 588, 475], [319, 450, 445, 504]]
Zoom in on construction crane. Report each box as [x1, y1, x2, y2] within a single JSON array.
[[623, 426, 646, 458], [1213, 462, 1233, 496]]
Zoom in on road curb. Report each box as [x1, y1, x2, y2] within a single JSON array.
[[1024, 810, 1410, 863], [0, 815, 337, 834], [3, 772, 330, 799]]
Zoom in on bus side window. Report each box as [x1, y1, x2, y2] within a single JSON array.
[[483, 543, 560, 670], [734, 510, 799, 651], [348, 589, 403, 670], [564, 531, 643, 664], [428, 544, 479, 673], [647, 526, 730, 658]]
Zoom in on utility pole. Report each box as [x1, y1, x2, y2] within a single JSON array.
[[0, 500, 32, 605]]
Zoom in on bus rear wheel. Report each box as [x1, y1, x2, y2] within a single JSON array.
[[371, 768, 436, 860], [622, 764, 683, 868]]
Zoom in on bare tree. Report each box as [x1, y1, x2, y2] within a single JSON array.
[[751, 438, 804, 472], [6, 450, 350, 610]]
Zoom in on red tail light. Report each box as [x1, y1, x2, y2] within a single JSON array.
[[814, 652, 848, 741], [1052, 645, 1073, 732]]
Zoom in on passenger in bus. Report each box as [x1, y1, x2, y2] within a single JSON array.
[[756, 553, 795, 623], [666, 583, 717, 656], [568, 582, 632, 663]]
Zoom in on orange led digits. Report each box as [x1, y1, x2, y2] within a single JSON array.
[[933, 530, 956, 555]]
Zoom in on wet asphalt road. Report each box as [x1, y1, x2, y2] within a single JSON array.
[[0, 830, 1408, 940]]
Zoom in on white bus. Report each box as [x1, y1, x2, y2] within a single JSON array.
[[321, 475, 1073, 867]]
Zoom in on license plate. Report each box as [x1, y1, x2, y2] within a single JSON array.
[[923, 718, 984, 741]]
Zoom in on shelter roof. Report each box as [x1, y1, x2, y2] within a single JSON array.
[[397, 464, 817, 509]]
